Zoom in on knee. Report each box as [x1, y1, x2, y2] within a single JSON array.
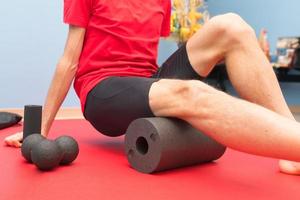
[[209, 13, 256, 45], [170, 80, 219, 118], [149, 79, 221, 118]]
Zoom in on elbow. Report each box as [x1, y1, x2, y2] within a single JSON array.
[[56, 57, 78, 74], [67, 62, 78, 74]]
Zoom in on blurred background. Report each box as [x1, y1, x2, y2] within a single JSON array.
[[0, 0, 299, 108]]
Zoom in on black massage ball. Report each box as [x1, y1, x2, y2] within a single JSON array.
[[31, 140, 63, 171], [55, 135, 79, 165], [21, 134, 45, 162]]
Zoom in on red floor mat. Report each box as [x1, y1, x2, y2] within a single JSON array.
[[0, 120, 299, 200]]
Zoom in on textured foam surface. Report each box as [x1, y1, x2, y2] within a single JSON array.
[[125, 117, 226, 173], [0, 120, 299, 200]]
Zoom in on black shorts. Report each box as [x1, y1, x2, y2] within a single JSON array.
[[84, 43, 204, 137]]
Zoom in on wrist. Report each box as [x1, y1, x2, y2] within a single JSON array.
[[41, 129, 48, 137], [41, 122, 49, 137]]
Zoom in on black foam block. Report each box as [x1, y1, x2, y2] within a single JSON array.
[[125, 117, 226, 173], [23, 105, 42, 139]]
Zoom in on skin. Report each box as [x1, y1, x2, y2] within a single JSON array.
[[4, 25, 86, 146], [4, 14, 300, 175]]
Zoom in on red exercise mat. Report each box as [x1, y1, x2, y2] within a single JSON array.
[[0, 119, 299, 200]]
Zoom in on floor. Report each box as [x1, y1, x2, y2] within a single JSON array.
[[1, 119, 299, 200]]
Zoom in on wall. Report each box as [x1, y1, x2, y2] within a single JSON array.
[[0, 1, 76, 108], [208, 0, 300, 51], [207, 0, 300, 105], [0, 0, 299, 108]]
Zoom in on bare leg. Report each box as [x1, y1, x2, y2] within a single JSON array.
[[186, 13, 300, 175], [186, 13, 291, 116], [149, 79, 300, 164], [154, 13, 300, 174]]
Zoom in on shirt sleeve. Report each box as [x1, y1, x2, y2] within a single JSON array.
[[160, 0, 171, 37], [63, 0, 93, 28]]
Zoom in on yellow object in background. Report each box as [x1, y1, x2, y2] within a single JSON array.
[[170, 0, 208, 44], [188, 9, 202, 35], [180, 27, 190, 41]]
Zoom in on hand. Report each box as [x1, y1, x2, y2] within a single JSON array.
[[279, 160, 300, 175], [4, 132, 23, 148]]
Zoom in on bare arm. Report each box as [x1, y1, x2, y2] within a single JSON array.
[[4, 25, 86, 147], [42, 26, 86, 136]]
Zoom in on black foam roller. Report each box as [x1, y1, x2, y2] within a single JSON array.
[[23, 105, 42, 139], [125, 117, 226, 173]]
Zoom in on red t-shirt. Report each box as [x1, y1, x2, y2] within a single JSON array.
[[63, 0, 171, 112]]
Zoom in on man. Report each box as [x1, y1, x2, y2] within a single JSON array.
[[5, 0, 300, 175]]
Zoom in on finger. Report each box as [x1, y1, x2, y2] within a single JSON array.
[[5, 133, 19, 140], [12, 140, 22, 148], [5, 133, 22, 141], [4, 135, 12, 142], [4, 138, 20, 148], [16, 142, 22, 148], [4, 133, 23, 147], [4, 139, 13, 147], [4, 135, 13, 144], [4, 139, 10, 146]]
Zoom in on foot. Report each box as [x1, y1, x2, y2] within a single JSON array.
[[279, 160, 300, 175]]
